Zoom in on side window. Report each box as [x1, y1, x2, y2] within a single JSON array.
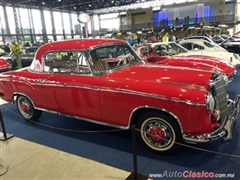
[[44, 51, 90, 74], [192, 43, 204, 50], [181, 43, 191, 50], [90, 45, 135, 73]]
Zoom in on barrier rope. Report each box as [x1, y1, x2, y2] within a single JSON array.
[[1, 105, 240, 158], [135, 128, 240, 158]]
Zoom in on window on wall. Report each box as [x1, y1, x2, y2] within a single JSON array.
[[71, 13, 79, 34], [6, 7, 16, 34], [53, 11, 62, 34], [93, 15, 99, 31], [19, 8, 30, 34], [31, 9, 42, 34], [43, 10, 52, 34], [0, 6, 6, 32], [62, 12, 71, 34], [100, 13, 119, 31], [100, 19, 119, 31]]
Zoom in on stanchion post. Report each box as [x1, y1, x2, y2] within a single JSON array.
[[132, 125, 138, 179], [126, 125, 148, 180], [0, 108, 14, 141]]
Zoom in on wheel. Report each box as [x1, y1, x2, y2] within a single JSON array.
[[136, 111, 182, 154], [16, 96, 42, 121]]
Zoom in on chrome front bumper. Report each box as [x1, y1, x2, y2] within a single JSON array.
[[183, 94, 240, 143], [224, 94, 240, 140]]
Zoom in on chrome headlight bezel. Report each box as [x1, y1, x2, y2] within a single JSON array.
[[206, 92, 215, 112], [222, 73, 229, 86]]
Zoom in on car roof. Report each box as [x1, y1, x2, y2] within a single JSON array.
[[42, 39, 124, 50], [180, 36, 214, 42], [35, 38, 125, 60], [178, 39, 211, 43]]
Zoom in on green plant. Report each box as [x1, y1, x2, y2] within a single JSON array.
[[10, 42, 22, 69]]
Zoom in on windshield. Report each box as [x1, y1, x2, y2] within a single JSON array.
[[220, 35, 236, 42], [152, 42, 189, 56], [203, 41, 227, 51], [203, 41, 215, 48], [89, 44, 142, 74]]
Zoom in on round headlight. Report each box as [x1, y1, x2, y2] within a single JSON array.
[[206, 92, 215, 112]]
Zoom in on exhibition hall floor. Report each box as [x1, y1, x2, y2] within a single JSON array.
[[0, 132, 131, 180], [0, 99, 133, 180]]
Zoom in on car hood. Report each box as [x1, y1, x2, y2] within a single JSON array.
[[106, 63, 212, 90], [222, 42, 240, 46], [163, 55, 235, 75], [178, 51, 240, 66]]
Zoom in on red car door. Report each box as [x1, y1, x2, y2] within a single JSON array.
[[34, 73, 101, 121]]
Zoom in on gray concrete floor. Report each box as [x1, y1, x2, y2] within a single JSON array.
[[0, 100, 132, 180]]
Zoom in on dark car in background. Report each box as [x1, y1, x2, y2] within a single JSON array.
[[0, 44, 9, 57], [0, 46, 39, 69], [212, 35, 240, 54]]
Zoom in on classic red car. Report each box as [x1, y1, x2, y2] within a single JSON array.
[[135, 44, 237, 81], [0, 39, 239, 154]]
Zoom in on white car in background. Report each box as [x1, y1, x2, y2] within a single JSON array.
[[177, 39, 240, 66], [150, 41, 240, 66], [177, 35, 228, 52]]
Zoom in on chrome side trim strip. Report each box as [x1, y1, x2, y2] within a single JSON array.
[[100, 88, 206, 107], [29, 83, 99, 91], [12, 92, 128, 130], [21, 83, 206, 107], [35, 107, 128, 130]]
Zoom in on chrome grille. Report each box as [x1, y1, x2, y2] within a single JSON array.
[[212, 76, 228, 122]]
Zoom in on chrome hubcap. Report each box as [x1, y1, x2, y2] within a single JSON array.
[[19, 98, 33, 118], [142, 119, 173, 149]]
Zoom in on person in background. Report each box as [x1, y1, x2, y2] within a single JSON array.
[[171, 34, 176, 42], [126, 36, 133, 46], [141, 38, 147, 45], [162, 32, 169, 42], [4, 43, 10, 53], [175, 17, 179, 26], [176, 35, 179, 41], [208, 33, 212, 39], [23, 42, 30, 47]]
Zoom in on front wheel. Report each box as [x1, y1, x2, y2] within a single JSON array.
[[16, 95, 42, 121], [136, 111, 182, 154]]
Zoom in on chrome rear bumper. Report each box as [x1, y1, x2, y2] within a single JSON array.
[[183, 94, 240, 143]]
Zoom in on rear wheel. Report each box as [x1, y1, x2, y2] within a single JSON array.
[[16, 95, 42, 121], [136, 111, 182, 154]]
